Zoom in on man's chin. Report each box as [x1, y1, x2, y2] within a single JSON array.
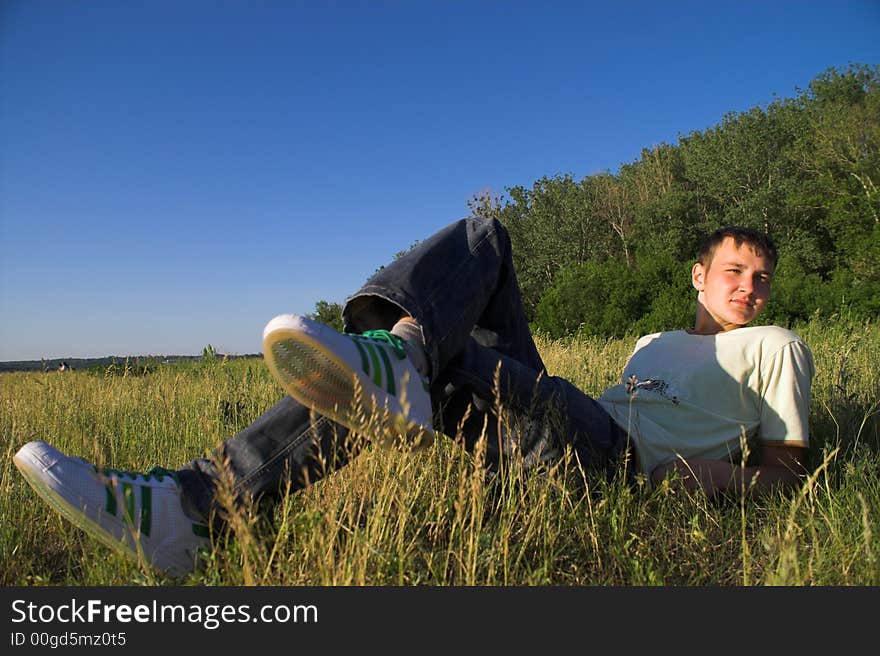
[[731, 315, 758, 328]]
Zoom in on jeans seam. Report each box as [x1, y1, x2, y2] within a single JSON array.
[[431, 220, 499, 351]]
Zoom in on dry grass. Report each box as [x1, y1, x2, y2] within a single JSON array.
[[1, 316, 878, 585]]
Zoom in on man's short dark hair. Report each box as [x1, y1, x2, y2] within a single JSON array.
[[697, 226, 778, 271]]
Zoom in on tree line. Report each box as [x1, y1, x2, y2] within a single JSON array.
[[312, 64, 878, 338], [467, 63, 879, 337]]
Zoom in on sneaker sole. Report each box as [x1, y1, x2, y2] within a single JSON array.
[[263, 326, 434, 446], [13, 451, 142, 564]]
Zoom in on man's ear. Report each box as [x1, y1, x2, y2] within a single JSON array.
[[692, 262, 705, 291]]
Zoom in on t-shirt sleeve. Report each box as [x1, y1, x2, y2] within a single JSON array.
[[758, 339, 814, 447]]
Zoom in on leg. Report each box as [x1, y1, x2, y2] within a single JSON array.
[[13, 216, 623, 579], [182, 217, 547, 522], [344, 217, 544, 378], [434, 334, 628, 475], [177, 395, 357, 526], [177, 219, 519, 528], [343, 217, 627, 473], [174, 220, 512, 524]]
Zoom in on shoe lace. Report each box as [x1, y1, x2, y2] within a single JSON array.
[[355, 329, 408, 360], [97, 465, 179, 484]]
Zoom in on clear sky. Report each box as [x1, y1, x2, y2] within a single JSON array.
[[2, 1, 878, 361]]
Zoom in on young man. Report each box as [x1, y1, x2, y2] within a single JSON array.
[[13, 218, 814, 576]]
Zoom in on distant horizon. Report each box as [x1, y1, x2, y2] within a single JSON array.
[[1, 350, 265, 364], [3, 1, 878, 361], [0, 351, 266, 375]]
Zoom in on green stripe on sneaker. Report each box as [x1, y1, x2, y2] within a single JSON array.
[[122, 482, 135, 526], [363, 343, 382, 388], [352, 339, 371, 377], [376, 344, 396, 396], [140, 486, 151, 537]]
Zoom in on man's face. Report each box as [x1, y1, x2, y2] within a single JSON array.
[[691, 236, 774, 334]]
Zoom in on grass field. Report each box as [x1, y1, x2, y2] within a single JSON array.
[[2, 315, 878, 586]]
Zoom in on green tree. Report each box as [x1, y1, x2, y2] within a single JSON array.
[[790, 64, 880, 268], [307, 300, 344, 332], [493, 175, 618, 318]]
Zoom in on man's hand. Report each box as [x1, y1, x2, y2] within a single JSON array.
[[650, 444, 807, 497]]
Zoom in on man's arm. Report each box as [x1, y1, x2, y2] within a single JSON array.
[[650, 444, 807, 497]]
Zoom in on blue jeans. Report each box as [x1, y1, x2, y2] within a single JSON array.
[[178, 218, 628, 523]]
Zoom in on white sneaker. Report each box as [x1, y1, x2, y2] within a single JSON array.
[[262, 314, 434, 445], [13, 441, 211, 577]]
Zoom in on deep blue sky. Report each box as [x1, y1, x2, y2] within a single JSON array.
[[2, 1, 878, 360]]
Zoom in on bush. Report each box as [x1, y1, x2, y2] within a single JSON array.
[[535, 256, 694, 338], [307, 300, 344, 332], [762, 253, 880, 327], [537, 246, 877, 338]]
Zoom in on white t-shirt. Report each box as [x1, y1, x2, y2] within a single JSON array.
[[596, 325, 814, 476]]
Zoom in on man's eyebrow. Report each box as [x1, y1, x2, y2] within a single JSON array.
[[717, 260, 774, 275]]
